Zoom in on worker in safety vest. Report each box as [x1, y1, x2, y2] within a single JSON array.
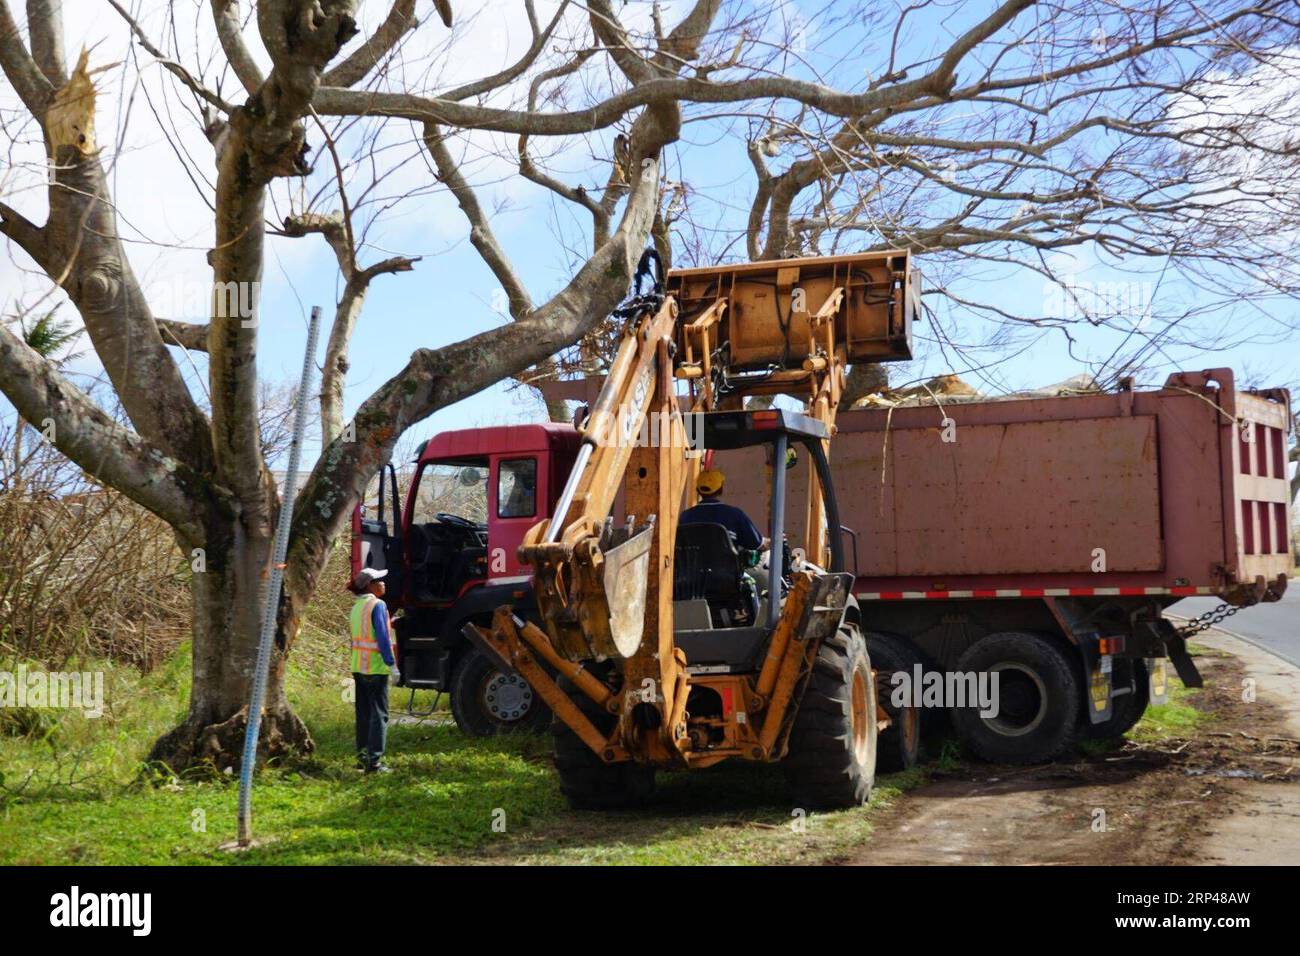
[[349, 567, 399, 773]]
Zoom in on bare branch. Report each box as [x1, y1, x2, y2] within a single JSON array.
[[321, 0, 416, 89], [0, 321, 203, 536], [439, 0, 561, 102], [156, 319, 210, 352], [108, 0, 234, 112], [424, 123, 533, 319], [0, 200, 48, 263], [280, 209, 419, 444], [211, 0, 264, 95], [209, 0, 359, 502], [0, 0, 55, 112], [25, 0, 66, 85], [315, 0, 1036, 132]]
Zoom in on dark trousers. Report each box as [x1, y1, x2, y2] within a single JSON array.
[[353, 672, 389, 767]]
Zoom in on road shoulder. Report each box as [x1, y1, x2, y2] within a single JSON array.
[[1194, 632, 1300, 865]]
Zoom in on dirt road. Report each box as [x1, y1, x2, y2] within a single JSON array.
[[848, 632, 1300, 866]]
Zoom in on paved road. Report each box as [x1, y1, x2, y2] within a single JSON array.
[[1172, 586, 1299, 668]]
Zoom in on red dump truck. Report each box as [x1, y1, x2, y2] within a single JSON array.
[[354, 367, 1293, 764], [724, 367, 1293, 763]]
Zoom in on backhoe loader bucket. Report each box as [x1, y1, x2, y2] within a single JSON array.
[[530, 518, 656, 662], [601, 522, 655, 658], [668, 250, 915, 370]]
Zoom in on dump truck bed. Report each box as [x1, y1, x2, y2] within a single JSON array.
[[728, 368, 1292, 604]]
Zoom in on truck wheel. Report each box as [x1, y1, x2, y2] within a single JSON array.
[[866, 631, 923, 772], [450, 646, 552, 736], [950, 632, 1080, 764], [783, 625, 878, 809], [552, 676, 655, 810], [1080, 659, 1150, 741]]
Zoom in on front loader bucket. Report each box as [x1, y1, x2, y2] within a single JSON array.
[[530, 518, 657, 662]]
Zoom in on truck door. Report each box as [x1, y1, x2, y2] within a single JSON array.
[[351, 462, 405, 602], [489, 455, 542, 578]]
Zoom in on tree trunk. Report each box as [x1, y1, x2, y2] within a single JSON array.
[[148, 523, 313, 773], [841, 363, 890, 408], [545, 396, 571, 422], [10, 417, 23, 492]]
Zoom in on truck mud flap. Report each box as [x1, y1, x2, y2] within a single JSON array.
[[1146, 657, 1170, 705], [1151, 619, 1204, 689], [1075, 632, 1114, 725]]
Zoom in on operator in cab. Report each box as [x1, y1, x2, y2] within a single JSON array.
[[679, 468, 767, 552]]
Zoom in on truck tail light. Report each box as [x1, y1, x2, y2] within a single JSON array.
[[1098, 636, 1125, 655], [750, 410, 779, 429]]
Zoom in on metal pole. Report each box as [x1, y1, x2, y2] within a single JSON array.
[[237, 305, 322, 847]]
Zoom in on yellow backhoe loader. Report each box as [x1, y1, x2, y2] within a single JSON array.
[[466, 249, 916, 808]]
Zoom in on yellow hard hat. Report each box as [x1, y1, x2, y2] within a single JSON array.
[[697, 468, 725, 496]]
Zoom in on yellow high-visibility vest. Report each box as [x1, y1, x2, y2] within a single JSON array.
[[350, 595, 390, 675]]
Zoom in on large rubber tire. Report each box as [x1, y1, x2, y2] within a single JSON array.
[[450, 646, 552, 737], [552, 677, 655, 810], [950, 632, 1081, 764], [866, 631, 923, 773], [782, 625, 878, 809], [1080, 658, 1150, 741]]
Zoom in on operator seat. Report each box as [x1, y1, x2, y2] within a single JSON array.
[[673, 522, 762, 631], [673, 523, 743, 602]]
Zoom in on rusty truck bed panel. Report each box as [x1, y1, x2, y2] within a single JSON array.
[[862, 415, 1161, 576], [723, 369, 1292, 601]]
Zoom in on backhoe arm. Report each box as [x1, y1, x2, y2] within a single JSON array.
[[484, 250, 917, 775], [519, 295, 688, 662]]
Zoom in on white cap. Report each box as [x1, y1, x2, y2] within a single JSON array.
[[351, 567, 388, 591]]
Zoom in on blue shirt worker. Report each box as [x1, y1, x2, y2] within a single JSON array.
[[349, 567, 399, 774], [679, 468, 766, 552]]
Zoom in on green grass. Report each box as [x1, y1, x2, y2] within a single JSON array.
[[10, 612, 1212, 865], [0, 636, 921, 866], [1128, 680, 1209, 743], [0, 625, 1216, 865]]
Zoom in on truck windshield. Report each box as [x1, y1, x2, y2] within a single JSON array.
[[411, 462, 489, 524]]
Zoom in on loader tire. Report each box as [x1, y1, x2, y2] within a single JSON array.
[[1080, 658, 1149, 742], [552, 676, 654, 810], [783, 625, 878, 809], [865, 631, 923, 772], [450, 646, 551, 737], [950, 632, 1080, 764]]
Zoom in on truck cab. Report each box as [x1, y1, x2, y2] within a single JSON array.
[[352, 423, 580, 734]]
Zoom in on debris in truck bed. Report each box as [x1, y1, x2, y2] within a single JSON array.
[[851, 372, 1100, 408]]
